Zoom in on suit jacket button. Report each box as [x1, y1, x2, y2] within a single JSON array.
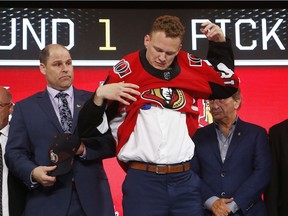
[[221, 172, 225, 177], [221, 192, 226, 197]]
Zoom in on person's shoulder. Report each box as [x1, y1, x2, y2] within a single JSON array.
[[176, 50, 203, 65], [178, 50, 193, 57], [15, 91, 45, 105], [73, 88, 93, 98], [192, 124, 215, 143], [269, 119, 288, 133], [194, 123, 214, 135], [123, 50, 141, 60], [75, 88, 92, 94], [238, 118, 267, 133]]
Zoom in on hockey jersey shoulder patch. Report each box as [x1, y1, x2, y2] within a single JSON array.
[[187, 53, 202, 66], [113, 59, 132, 78]]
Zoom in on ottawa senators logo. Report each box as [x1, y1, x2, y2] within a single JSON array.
[[113, 59, 132, 78], [141, 87, 185, 110], [188, 54, 202, 66]]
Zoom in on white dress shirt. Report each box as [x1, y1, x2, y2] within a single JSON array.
[[110, 105, 195, 164]]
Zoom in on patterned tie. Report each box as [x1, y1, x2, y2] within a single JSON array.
[[56, 92, 73, 133], [0, 132, 3, 216]]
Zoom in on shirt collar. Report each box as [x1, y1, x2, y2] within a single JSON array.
[[0, 124, 9, 137], [47, 86, 73, 99], [214, 116, 238, 131]]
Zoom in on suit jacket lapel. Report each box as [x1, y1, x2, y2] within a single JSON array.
[[37, 88, 89, 134], [72, 88, 86, 133], [225, 119, 243, 162], [208, 124, 223, 163], [37, 90, 63, 133]]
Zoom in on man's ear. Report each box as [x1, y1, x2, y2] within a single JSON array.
[[9, 104, 13, 115], [178, 43, 182, 51], [234, 100, 240, 110], [144, 34, 150, 48], [175, 43, 182, 55], [39, 63, 46, 75]]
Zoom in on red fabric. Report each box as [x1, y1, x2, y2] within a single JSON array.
[[107, 50, 238, 154]]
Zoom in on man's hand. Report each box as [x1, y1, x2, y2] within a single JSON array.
[[32, 166, 57, 187], [94, 82, 140, 106], [76, 142, 85, 155], [211, 198, 233, 216], [200, 22, 226, 42]]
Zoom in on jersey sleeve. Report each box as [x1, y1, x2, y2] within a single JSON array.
[[206, 38, 240, 99]]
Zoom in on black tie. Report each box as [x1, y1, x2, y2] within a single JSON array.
[[55, 92, 73, 133], [0, 132, 3, 216]]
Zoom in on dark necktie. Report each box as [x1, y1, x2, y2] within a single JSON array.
[[56, 92, 73, 133], [0, 132, 3, 216]]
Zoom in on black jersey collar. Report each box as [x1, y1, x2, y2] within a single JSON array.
[[139, 49, 180, 81]]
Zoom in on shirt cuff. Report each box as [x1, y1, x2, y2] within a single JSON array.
[[204, 196, 219, 210], [30, 171, 38, 188], [227, 201, 239, 213]]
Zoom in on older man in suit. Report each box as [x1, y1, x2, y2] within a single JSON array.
[[191, 89, 271, 216], [265, 119, 288, 216], [0, 87, 28, 216], [5, 44, 115, 216]]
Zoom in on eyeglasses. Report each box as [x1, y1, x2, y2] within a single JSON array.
[[0, 102, 12, 108]]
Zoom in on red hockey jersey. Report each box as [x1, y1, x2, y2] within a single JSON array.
[[106, 48, 239, 154]]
